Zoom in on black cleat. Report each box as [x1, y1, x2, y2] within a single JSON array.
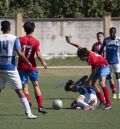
[[38, 106, 47, 114]]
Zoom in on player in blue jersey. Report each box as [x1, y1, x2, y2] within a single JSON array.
[[99, 27, 120, 99], [0, 20, 37, 119], [65, 77, 97, 110]]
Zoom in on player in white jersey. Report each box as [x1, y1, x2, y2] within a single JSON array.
[[99, 27, 120, 99], [0, 20, 37, 119]]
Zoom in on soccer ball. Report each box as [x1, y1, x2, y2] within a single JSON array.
[[52, 99, 63, 110]]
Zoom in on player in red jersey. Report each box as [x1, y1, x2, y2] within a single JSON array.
[[92, 32, 116, 99], [65, 36, 112, 109], [18, 21, 48, 114]]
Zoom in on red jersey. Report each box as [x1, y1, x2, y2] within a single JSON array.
[[18, 35, 40, 71], [86, 51, 108, 70], [91, 42, 106, 57]]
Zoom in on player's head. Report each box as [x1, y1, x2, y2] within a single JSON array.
[[77, 48, 89, 61], [96, 32, 104, 42], [64, 80, 77, 92], [1, 20, 10, 33], [23, 21, 35, 34], [109, 27, 116, 40]]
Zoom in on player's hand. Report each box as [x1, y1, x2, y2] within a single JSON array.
[[65, 36, 72, 43], [43, 62, 48, 69], [28, 62, 32, 67]]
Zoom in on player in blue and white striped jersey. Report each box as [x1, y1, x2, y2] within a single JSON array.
[[99, 27, 120, 99], [0, 20, 37, 119]]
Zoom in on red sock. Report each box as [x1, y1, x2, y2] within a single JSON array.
[[102, 86, 111, 105], [36, 96, 43, 107], [96, 91, 105, 104], [25, 93, 30, 102], [110, 84, 116, 94]]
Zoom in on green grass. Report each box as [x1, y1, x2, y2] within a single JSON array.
[[0, 70, 120, 129], [36, 56, 88, 66]]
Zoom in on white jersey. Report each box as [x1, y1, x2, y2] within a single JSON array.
[[0, 34, 21, 71], [102, 36, 120, 64]]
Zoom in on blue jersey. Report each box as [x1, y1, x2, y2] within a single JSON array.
[[76, 84, 96, 95], [99, 36, 120, 64], [0, 34, 21, 71]]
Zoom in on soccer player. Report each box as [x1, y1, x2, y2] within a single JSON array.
[[65, 36, 112, 109], [92, 32, 116, 99], [0, 20, 37, 119], [99, 27, 120, 99], [65, 79, 97, 110], [18, 21, 48, 114]]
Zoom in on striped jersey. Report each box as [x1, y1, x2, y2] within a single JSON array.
[[0, 34, 21, 71], [99, 36, 120, 64]]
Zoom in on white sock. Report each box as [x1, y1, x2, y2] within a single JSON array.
[[116, 79, 120, 94], [77, 99, 89, 108], [20, 97, 32, 115]]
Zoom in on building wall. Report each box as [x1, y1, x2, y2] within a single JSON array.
[[0, 17, 120, 56]]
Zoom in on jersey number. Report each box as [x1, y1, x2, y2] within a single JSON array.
[[22, 45, 33, 58], [0, 40, 9, 54]]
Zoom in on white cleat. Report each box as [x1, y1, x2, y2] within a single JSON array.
[[112, 93, 117, 99], [27, 113, 37, 119]]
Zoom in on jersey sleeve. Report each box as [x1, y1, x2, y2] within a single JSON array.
[[14, 37, 21, 51]]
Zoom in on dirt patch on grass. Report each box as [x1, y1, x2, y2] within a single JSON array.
[[39, 67, 91, 76]]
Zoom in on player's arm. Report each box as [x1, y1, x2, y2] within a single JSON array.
[[65, 36, 82, 49], [98, 40, 106, 55], [36, 51, 48, 69], [15, 37, 32, 67], [16, 50, 32, 67]]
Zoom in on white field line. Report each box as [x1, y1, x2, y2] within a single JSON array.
[[37, 66, 91, 69]]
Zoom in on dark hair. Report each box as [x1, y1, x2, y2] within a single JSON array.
[[77, 48, 88, 58], [64, 80, 74, 91], [1, 20, 10, 32], [23, 21, 35, 34], [110, 27, 116, 32], [96, 32, 104, 37]]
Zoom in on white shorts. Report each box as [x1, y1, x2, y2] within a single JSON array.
[[81, 93, 97, 106], [0, 69, 22, 90], [110, 64, 120, 73]]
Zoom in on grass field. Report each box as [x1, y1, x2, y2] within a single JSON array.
[[0, 68, 120, 129]]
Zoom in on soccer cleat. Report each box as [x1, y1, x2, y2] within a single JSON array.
[[99, 102, 106, 109], [112, 93, 117, 99], [38, 106, 47, 114], [27, 113, 37, 119], [104, 104, 112, 110]]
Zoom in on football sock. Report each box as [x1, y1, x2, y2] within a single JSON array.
[[96, 91, 105, 103], [25, 93, 30, 102], [20, 97, 31, 114], [102, 86, 111, 105], [36, 96, 43, 107]]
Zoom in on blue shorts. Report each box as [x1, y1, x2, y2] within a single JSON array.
[[19, 70, 39, 85], [93, 66, 110, 80]]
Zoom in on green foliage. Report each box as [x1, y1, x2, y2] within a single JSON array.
[[0, 0, 120, 18]]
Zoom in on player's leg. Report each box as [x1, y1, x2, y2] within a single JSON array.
[[29, 70, 47, 114], [99, 66, 112, 109], [115, 72, 120, 99], [110, 64, 120, 99], [0, 73, 6, 92], [91, 79, 105, 107], [8, 70, 37, 119], [76, 95, 94, 110], [18, 70, 32, 106]]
